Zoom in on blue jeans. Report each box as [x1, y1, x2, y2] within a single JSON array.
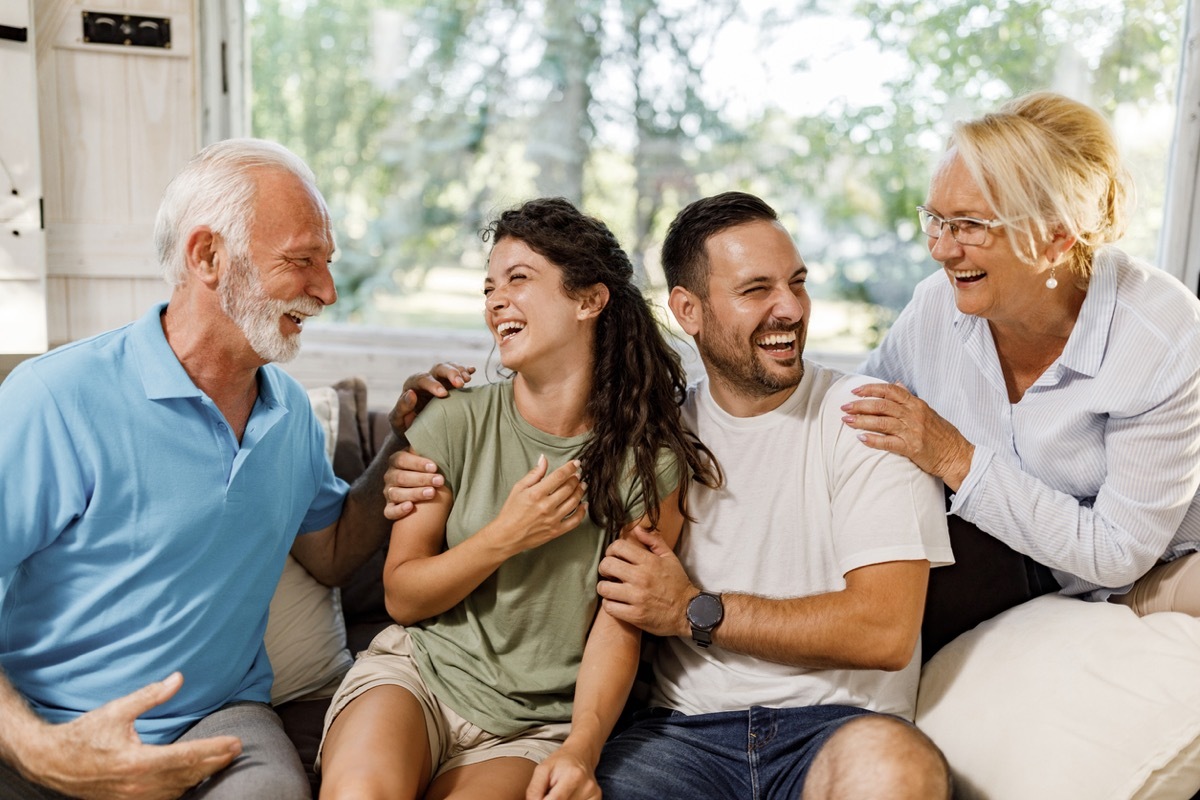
[[596, 705, 874, 800]]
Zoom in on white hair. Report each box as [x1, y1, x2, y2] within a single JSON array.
[[154, 138, 320, 286]]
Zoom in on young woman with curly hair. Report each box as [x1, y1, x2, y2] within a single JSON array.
[[318, 197, 718, 800]]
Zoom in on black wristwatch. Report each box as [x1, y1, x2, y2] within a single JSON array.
[[686, 591, 724, 648]]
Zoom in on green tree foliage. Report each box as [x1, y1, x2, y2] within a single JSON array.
[[250, 0, 1183, 339], [252, 0, 740, 320], [759, 0, 1182, 344]]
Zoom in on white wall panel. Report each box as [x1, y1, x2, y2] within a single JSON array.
[[0, 0, 48, 355], [45, 222, 157, 277], [46, 275, 69, 344], [63, 277, 136, 340], [34, 0, 199, 343]]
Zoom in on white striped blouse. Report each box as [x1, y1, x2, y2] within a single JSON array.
[[860, 247, 1200, 599]]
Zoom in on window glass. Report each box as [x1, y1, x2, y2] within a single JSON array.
[[248, 0, 1184, 351]]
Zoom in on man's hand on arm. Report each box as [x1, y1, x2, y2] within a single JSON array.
[[599, 529, 931, 671], [382, 362, 471, 519], [0, 672, 240, 800], [388, 362, 476, 437], [383, 448, 444, 522], [596, 527, 695, 638]]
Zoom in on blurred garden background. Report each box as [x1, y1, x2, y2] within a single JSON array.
[[248, 0, 1184, 352]]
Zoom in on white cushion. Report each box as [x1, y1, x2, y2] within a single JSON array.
[[263, 386, 354, 705], [917, 593, 1200, 800]]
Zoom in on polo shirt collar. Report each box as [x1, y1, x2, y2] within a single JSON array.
[[131, 303, 204, 401], [130, 302, 287, 412]]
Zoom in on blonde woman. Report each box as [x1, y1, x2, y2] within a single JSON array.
[[843, 91, 1200, 614]]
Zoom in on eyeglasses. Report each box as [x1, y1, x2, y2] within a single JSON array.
[[916, 206, 1003, 246]]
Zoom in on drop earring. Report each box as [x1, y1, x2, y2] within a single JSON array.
[[1046, 266, 1058, 289]]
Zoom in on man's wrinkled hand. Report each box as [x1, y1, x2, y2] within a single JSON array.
[[389, 362, 476, 436], [383, 447, 445, 521], [18, 673, 241, 800]]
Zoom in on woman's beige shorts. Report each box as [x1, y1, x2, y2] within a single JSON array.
[[317, 625, 570, 779]]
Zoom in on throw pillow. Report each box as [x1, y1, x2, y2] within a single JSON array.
[[263, 386, 354, 705], [917, 593, 1200, 800]]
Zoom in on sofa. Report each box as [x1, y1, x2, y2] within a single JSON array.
[[267, 378, 1200, 799]]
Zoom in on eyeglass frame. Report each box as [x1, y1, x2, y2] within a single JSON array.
[[916, 205, 1003, 246]]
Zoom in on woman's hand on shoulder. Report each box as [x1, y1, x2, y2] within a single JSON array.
[[486, 455, 588, 558], [840, 381, 974, 490]]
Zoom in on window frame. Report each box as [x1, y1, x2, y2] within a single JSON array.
[[1162, 0, 1200, 292]]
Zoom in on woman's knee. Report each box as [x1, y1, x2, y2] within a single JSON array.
[[319, 687, 431, 799]]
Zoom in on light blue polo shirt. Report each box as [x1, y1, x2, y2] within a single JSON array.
[[0, 303, 348, 743]]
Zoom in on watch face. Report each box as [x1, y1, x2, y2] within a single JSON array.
[[687, 593, 723, 629]]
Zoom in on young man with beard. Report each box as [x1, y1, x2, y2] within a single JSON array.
[[386, 193, 956, 798], [589, 191, 954, 799], [0, 139, 470, 800]]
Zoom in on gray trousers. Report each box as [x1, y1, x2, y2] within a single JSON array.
[[0, 702, 309, 800]]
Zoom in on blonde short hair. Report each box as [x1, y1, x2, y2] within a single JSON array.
[[949, 91, 1133, 280]]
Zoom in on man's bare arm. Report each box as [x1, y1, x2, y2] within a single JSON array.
[[291, 363, 473, 585], [598, 528, 929, 671]]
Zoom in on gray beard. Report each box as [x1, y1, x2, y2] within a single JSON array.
[[218, 255, 306, 363]]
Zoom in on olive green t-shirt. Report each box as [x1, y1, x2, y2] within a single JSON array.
[[404, 381, 681, 735]]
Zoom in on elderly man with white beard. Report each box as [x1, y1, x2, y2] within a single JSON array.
[[0, 139, 471, 800]]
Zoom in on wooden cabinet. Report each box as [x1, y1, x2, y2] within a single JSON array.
[[33, 0, 201, 348], [0, 0, 47, 354]]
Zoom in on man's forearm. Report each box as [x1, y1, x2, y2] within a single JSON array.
[[710, 592, 915, 671], [699, 561, 930, 672], [0, 666, 46, 777], [343, 430, 405, 528], [321, 431, 406, 584]]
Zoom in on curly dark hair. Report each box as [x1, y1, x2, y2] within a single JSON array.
[[661, 192, 779, 296], [485, 197, 719, 540]]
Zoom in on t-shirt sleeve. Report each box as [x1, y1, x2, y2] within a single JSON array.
[[404, 392, 469, 498], [620, 448, 686, 525], [0, 364, 90, 575], [825, 375, 954, 574]]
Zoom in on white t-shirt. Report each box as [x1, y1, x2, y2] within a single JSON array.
[[650, 361, 954, 721]]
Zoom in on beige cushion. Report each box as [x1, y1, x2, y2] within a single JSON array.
[[263, 386, 354, 705], [917, 593, 1200, 800]]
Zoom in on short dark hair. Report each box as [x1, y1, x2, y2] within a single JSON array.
[[660, 192, 779, 296]]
